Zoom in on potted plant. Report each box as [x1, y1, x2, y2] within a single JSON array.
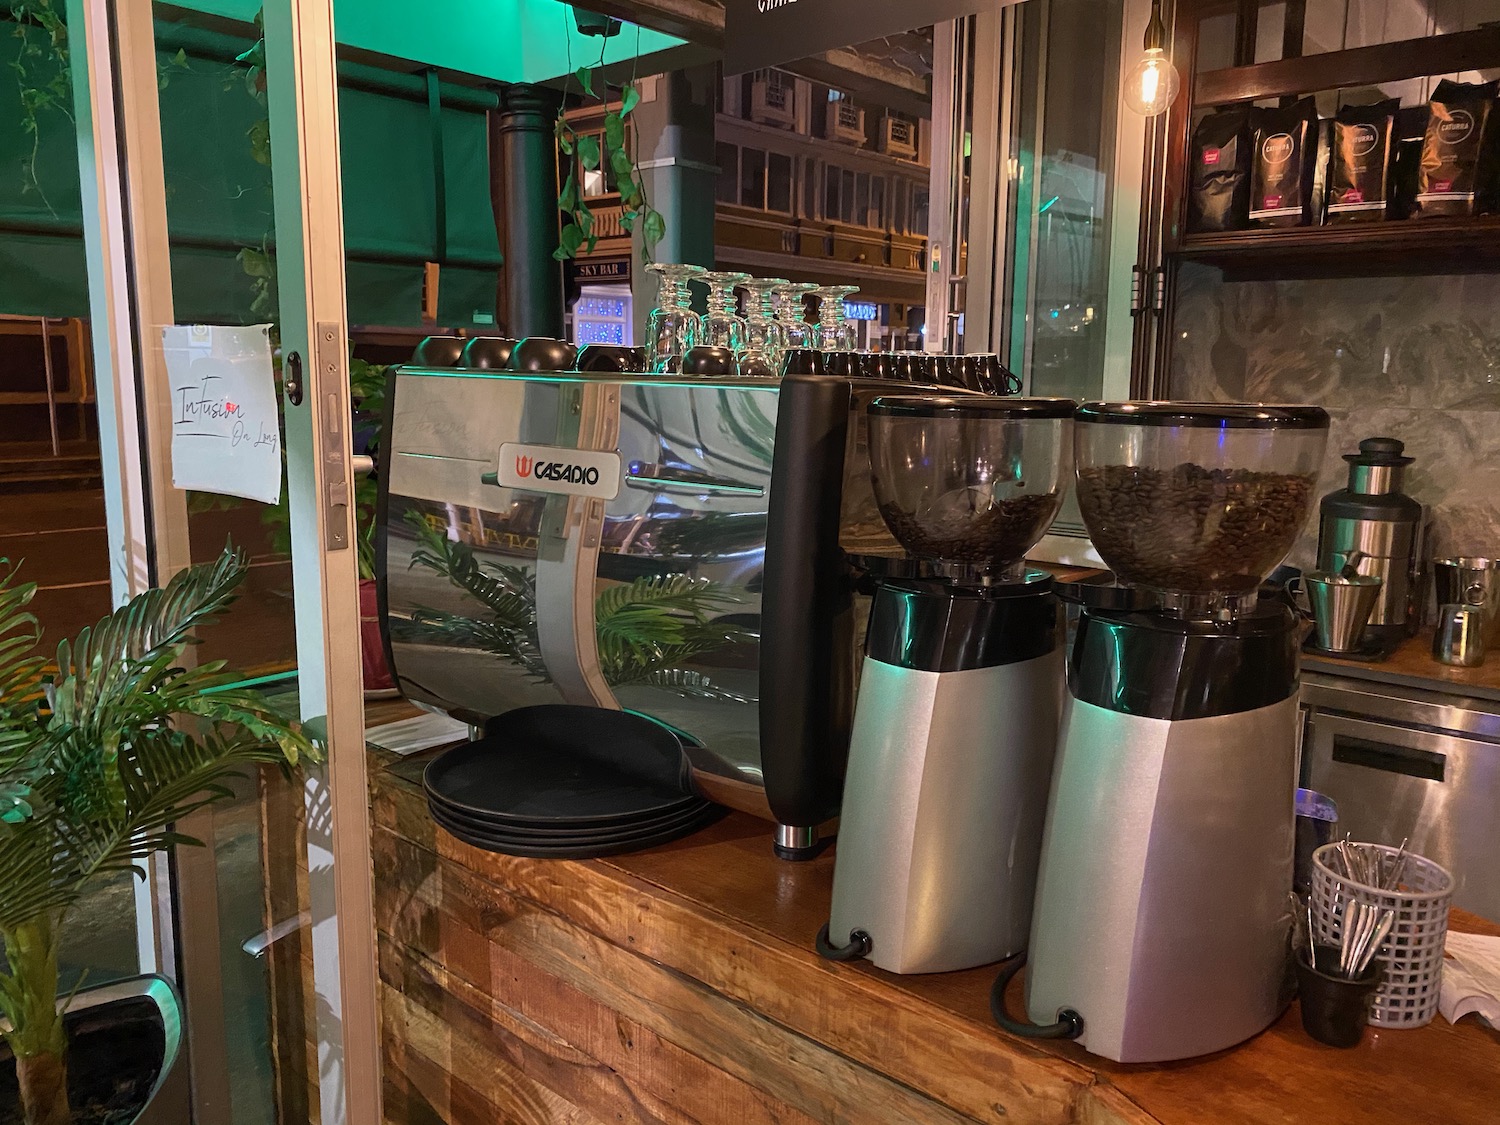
[[0, 546, 317, 1125]]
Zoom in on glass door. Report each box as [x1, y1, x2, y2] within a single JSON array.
[[0, 0, 141, 1002], [63, 0, 379, 1122]]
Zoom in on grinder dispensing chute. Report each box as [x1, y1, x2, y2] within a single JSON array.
[[1018, 402, 1329, 1063]]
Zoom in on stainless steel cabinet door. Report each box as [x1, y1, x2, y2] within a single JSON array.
[[1304, 712, 1500, 922]]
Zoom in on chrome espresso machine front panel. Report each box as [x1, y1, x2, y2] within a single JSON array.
[[378, 366, 918, 838]]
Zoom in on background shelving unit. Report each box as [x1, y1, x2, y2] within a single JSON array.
[[1161, 14, 1500, 279]]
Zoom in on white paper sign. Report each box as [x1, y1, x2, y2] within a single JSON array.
[[161, 324, 282, 505]]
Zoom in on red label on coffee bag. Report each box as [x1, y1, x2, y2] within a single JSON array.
[[1203, 148, 1221, 166]]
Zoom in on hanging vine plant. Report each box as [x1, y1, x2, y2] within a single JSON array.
[[8, 0, 71, 208], [553, 63, 664, 261], [8, 1, 190, 209]]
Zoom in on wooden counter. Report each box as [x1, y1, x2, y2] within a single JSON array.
[[370, 750, 1500, 1125], [1304, 628, 1500, 704]]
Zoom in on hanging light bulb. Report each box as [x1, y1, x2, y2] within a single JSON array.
[[1123, 0, 1180, 117]]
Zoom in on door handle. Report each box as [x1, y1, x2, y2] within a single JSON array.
[[1332, 733, 1446, 782], [241, 911, 311, 958]]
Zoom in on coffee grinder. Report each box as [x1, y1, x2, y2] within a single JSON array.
[[818, 395, 1075, 974], [1018, 402, 1329, 1061]]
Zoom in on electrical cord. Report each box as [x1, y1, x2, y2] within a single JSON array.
[[815, 922, 872, 962], [989, 952, 1085, 1040]]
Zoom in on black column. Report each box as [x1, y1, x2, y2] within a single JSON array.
[[490, 84, 564, 338]]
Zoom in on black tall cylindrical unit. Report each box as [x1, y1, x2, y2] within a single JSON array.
[[492, 84, 565, 338]]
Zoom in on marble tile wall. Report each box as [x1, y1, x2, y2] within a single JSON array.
[[1169, 264, 1500, 571]]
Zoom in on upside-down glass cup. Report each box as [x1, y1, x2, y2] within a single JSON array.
[[812, 285, 861, 351], [694, 271, 752, 354], [772, 282, 818, 352], [739, 277, 788, 373], [646, 263, 705, 373]]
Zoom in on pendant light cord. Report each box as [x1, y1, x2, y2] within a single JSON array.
[[1144, 0, 1167, 50]]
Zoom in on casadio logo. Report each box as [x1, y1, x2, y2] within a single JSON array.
[[517, 456, 602, 486], [497, 442, 620, 499]]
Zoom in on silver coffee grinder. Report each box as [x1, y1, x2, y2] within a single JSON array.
[[818, 394, 1075, 974], [1016, 402, 1329, 1062]]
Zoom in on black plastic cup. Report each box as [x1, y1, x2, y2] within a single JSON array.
[[577, 344, 648, 373], [974, 354, 1023, 395], [680, 345, 737, 376], [820, 351, 860, 377], [781, 348, 825, 376], [859, 352, 899, 380], [458, 336, 517, 370], [1295, 944, 1381, 1048], [507, 336, 578, 372], [898, 353, 938, 383]]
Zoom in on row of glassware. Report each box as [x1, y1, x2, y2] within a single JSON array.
[[646, 263, 859, 375]]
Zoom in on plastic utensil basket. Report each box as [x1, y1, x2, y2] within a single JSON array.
[[1310, 842, 1452, 1028]]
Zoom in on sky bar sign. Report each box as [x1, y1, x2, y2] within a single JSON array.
[[723, 0, 996, 75]]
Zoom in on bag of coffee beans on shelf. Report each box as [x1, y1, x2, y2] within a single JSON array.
[[1188, 107, 1253, 232], [1391, 106, 1431, 219], [1415, 79, 1500, 218], [1250, 97, 1319, 226], [1327, 98, 1399, 223]]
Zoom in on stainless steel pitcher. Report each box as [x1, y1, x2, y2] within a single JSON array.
[[1433, 557, 1500, 643]]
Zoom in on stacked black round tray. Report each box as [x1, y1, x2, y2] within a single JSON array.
[[422, 705, 721, 859]]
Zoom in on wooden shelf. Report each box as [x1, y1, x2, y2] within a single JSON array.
[[1195, 26, 1500, 106], [1169, 216, 1500, 278]]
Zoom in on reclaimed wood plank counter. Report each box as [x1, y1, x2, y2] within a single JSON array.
[[370, 748, 1500, 1125]]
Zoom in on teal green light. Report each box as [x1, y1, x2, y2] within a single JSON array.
[[1039, 195, 1060, 214], [175, 1, 685, 85], [404, 367, 781, 391]]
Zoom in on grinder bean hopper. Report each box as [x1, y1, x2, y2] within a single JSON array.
[[1020, 402, 1329, 1062]]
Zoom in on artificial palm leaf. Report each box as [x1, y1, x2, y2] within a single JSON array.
[[405, 510, 537, 633], [0, 560, 44, 773], [0, 545, 318, 1125], [397, 512, 756, 696], [594, 575, 754, 685], [47, 543, 245, 734]]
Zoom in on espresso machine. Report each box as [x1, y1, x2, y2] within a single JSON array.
[[819, 396, 1074, 974], [377, 341, 964, 858], [1316, 436, 1423, 646], [1021, 402, 1330, 1062]]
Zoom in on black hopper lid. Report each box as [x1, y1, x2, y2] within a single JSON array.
[[1077, 401, 1330, 429], [869, 395, 1076, 419]]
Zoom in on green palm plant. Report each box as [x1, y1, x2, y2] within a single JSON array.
[[398, 512, 754, 700], [0, 545, 317, 1125]]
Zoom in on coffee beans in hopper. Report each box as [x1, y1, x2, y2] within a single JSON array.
[[1076, 463, 1316, 593], [878, 490, 1061, 567]]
